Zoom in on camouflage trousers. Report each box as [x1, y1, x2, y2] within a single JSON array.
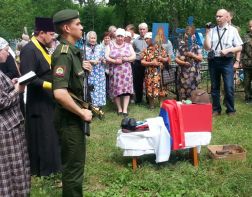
[[244, 68, 252, 100]]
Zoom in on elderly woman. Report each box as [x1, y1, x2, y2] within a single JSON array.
[[85, 31, 106, 107], [175, 27, 203, 100], [124, 31, 132, 44], [108, 25, 117, 41], [0, 39, 30, 196], [141, 32, 170, 109], [0, 38, 25, 115], [105, 28, 136, 116], [100, 32, 111, 99], [0, 38, 20, 79]]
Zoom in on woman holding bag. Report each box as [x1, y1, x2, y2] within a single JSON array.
[[105, 28, 136, 116]]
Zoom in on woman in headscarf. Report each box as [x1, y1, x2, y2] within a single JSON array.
[[100, 31, 111, 99], [0, 37, 25, 115], [141, 32, 170, 109], [105, 28, 136, 116], [0, 38, 30, 196], [175, 26, 203, 100], [86, 31, 106, 107]]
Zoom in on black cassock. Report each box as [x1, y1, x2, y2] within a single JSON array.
[[20, 41, 61, 176]]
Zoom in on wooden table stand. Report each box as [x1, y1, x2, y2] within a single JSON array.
[[190, 147, 199, 167], [132, 157, 137, 172], [131, 147, 199, 171]]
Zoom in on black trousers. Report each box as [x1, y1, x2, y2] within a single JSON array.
[[132, 60, 145, 103]]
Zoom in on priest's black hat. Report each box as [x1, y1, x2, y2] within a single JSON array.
[[35, 17, 55, 32]]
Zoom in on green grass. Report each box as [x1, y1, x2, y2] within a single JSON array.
[[31, 93, 252, 197]]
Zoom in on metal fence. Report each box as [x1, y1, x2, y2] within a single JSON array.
[[165, 60, 244, 100]]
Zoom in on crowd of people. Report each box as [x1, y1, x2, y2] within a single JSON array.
[[0, 7, 250, 197]]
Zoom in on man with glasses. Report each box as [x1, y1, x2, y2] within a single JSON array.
[[204, 9, 243, 116]]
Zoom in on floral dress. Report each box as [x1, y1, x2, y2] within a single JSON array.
[[86, 44, 106, 106], [176, 42, 202, 100], [142, 44, 167, 98], [108, 42, 134, 98]]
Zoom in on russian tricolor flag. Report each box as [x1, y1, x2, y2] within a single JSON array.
[[160, 100, 212, 150]]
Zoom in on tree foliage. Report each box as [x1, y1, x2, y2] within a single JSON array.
[[109, 0, 252, 35], [0, 0, 77, 39], [1, 0, 252, 41]]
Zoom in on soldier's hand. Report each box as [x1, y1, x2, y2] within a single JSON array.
[[80, 108, 93, 122], [83, 61, 92, 73]]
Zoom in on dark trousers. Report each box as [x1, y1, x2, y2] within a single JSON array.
[[55, 111, 86, 197], [209, 57, 235, 113], [244, 68, 252, 100], [132, 60, 145, 103]]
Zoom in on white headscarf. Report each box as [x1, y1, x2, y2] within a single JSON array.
[[0, 37, 8, 50], [115, 28, 125, 37], [0, 37, 15, 58]]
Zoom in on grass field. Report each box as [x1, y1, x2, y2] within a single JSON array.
[[31, 93, 252, 197]]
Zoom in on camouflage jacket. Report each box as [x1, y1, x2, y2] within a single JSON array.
[[241, 33, 252, 68]]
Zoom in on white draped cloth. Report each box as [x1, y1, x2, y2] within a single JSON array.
[[116, 117, 171, 163]]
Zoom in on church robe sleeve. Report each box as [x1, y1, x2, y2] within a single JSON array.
[[20, 46, 45, 88]]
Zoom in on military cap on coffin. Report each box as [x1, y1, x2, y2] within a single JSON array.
[[35, 17, 55, 32], [53, 9, 79, 24]]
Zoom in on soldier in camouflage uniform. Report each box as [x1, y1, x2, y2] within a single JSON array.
[[52, 9, 93, 197], [241, 20, 252, 104]]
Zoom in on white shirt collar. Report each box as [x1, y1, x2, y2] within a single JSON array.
[[217, 23, 229, 31]]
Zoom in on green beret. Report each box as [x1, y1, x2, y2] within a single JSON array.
[[53, 9, 79, 24]]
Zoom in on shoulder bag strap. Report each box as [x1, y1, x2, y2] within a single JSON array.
[[215, 27, 227, 51]]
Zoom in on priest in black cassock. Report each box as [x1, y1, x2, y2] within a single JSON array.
[[20, 17, 61, 176]]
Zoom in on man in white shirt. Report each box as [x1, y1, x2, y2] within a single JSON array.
[[204, 9, 243, 116]]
